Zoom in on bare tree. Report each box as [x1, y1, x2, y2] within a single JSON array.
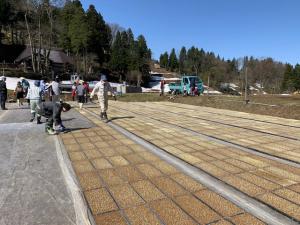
[[109, 23, 125, 44]]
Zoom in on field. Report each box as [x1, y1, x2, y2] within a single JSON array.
[[116, 93, 300, 120]]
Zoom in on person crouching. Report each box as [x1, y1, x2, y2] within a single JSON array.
[[36, 102, 71, 135]]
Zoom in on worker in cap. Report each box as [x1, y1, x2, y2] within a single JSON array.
[[90, 74, 115, 121], [0, 76, 7, 110]]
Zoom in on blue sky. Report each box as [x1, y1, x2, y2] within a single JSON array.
[[81, 0, 300, 65]]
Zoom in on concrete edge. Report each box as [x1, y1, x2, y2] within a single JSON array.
[[55, 136, 96, 225]]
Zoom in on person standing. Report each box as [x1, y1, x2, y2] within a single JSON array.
[[26, 80, 42, 123], [49, 75, 61, 103], [71, 82, 76, 101], [83, 81, 89, 103], [76, 81, 85, 109], [0, 76, 7, 110], [14, 81, 24, 106], [40, 77, 48, 102], [160, 78, 165, 96], [90, 74, 115, 121], [20, 77, 30, 106]]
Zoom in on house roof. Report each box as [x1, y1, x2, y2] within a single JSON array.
[[15, 47, 73, 64]]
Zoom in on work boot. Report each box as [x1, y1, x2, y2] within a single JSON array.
[[46, 127, 56, 135], [100, 112, 104, 120], [103, 112, 108, 122], [30, 113, 35, 122]]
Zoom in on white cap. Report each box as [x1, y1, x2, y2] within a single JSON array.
[[0, 76, 5, 81]]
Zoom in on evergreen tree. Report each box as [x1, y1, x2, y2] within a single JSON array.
[[136, 35, 151, 86], [169, 48, 178, 72], [294, 64, 300, 91], [86, 5, 111, 65], [187, 46, 202, 75], [159, 52, 169, 69], [68, 6, 87, 54], [281, 64, 294, 91], [179, 46, 187, 74], [109, 31, 128, 77], [0, 0, 12, 27]]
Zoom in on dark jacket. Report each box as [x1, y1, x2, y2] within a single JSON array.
[[36, 102, 63, 123], [0, 80, 7, 101], [0, 80, 7, 95]]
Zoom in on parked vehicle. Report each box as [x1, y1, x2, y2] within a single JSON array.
[[169, 75, 204, 95]]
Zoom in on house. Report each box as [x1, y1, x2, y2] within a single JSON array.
[[15, 47, 73, 73]]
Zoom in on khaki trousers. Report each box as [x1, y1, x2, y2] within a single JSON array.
[[98, 94, 108, 113]]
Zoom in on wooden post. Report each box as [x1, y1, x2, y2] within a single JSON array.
[[207, 75, 210, 96], [244, 67, 249, 104]]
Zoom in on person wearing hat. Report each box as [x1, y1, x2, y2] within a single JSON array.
[[36, 102, 71, 135], [0, 76, 7, 110], [90, 74, 115, 121], [76, 80, 86, 109], [26, 80, 42, 123], [20, 77, 30, 106]]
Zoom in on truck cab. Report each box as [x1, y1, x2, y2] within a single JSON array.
[[169, 75, 204, 95]]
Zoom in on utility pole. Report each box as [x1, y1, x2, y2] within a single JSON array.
[[244, 67, 249, 104]]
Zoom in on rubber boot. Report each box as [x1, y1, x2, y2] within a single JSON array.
[[100, 112, 104, 120], [103, 112, 108, 122], [79, 103, 83, 109], [30, 113, 35, 122], [17, 99, 20, 106], [37, 116, 41, 124], [46, 127, 56, 135]]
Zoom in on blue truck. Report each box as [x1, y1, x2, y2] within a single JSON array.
[[169, 75, 204, 95]]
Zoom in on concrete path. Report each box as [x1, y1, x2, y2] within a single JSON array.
[[0, 103, 94, 225]]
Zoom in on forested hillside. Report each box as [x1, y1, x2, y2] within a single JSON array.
[[1, 0, 300, 92]]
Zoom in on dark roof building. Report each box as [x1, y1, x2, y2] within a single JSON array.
[[15, 47, 73, 73]]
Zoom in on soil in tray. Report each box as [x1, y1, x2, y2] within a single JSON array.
[[175, 194, 221, 224], [170, 173, 205, 193], [125, 205, 162, 225], [78, 171, 102, 191], [195, 189, 242, 217], [85, 188, 118, 215], [152, 176, 188, 198], [131, 180, 166, 202], [229, 213, 265, 225], [94, 211, 127, 225], [150, 198, 196, 225], [109, 183, 145, 208]]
